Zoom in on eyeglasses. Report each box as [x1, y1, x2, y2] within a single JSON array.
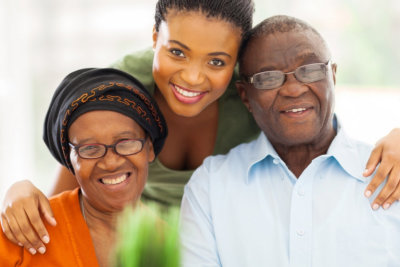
[[69, 138, 146, 159], [243, 60, 331, 90]]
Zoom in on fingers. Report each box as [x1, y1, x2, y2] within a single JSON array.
[[3, 210, 43, 255], [363, 145, 382, 177], [25, 202, 50, 245], [1, 214, 20, 246], [3, 203, 47, 255], [365, 127, 400, 210], [38, 195, 57, 227], [376, 166, 400, 210], [364, 161, 390, 200], [382, 183, 400, 210]]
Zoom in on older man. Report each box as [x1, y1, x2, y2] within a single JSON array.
[[180, 15, 400, 267]]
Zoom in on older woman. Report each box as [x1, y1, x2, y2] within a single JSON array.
[[0, 68, 167, 266], [2, 0, 400, 254]]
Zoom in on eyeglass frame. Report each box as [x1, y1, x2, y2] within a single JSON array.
[[242, 60, 332, 90], [69, 137, 147, 159]]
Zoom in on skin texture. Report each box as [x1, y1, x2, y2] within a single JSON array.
[[68, 110, 154, 213], [152, 10, 241, 118], [238, 30, 337, 177], [69, 110, 154, 266], [1, 10, 400, 254], [238, 29, 337, 177], [152, 10, 242, 171]]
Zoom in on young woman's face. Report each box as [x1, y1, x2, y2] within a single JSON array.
[[152, 10, 242, 117], [68, 110, 155, 212]]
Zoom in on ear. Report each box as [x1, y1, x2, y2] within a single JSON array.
[[236, 81, 252, 113], [152, 26, 158, 50], [331, 62, 337, 85], [147, 139, 156, 163]]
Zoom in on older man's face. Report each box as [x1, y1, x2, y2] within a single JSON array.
[[238, 29, 337, 147]]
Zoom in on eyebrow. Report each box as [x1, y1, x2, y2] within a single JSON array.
[[73, 131, 141, 145], [257, 53, 323, 72], [295, 52, 320, 62], [168, 40, 232, 58]]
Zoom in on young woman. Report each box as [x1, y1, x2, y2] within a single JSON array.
[[2, 0, 400, 256], [0, 68, 168, 266]]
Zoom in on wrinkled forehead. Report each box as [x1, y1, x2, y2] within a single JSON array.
[[242, 29, 330, 73]]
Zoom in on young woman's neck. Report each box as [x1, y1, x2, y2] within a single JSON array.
[[152, 87, 219, 170]]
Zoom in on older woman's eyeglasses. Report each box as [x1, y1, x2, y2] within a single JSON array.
[[243, 60, 331, 90], [69, 138, 146, 159]]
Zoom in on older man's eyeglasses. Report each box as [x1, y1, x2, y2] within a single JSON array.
[[243, 60, 331, 90], [69, 138, 146, 159]]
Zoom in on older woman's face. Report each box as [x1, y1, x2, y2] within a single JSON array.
[[68, 110, 155, 212]]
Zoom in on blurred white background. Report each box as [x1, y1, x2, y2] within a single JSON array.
[[0, 0, 399, 199]]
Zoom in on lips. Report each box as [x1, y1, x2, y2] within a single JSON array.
[[100, 173, 128, 185], [284, 107, 309, 113], [98, 172, 132, 188], [279, 104, 314, 119], [170, 83, 206, 104]]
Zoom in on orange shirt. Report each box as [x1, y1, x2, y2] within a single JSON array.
[[0, 188, 100, 267]]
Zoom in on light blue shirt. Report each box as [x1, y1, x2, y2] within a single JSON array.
[[180, 125, 400, 267]]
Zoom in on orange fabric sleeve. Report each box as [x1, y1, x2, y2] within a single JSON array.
[[0, 189, 99, 267]]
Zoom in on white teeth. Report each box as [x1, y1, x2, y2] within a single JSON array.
[[101, 174, 127, 185], [286, 108, 307, 113], [174, 85, 201, 97]]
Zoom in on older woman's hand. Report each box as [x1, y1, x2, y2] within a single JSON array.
[[1, 180, 56, 255], [364, 128, 400, 210]]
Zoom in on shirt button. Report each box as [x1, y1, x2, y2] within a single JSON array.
[[273, 159, 279, 165], [297, 229, 305, 236], [297, 187, 305, 196]]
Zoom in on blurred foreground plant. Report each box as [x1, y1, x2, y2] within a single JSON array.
[[113, 204, 180, 267]]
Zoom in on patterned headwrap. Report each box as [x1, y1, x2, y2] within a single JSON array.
[[43, 68, 167, 172]]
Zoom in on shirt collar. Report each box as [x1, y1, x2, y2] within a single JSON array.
[[244, 132, 281, 184], [326, 119, 367, 182], [245, 116, 368, 183]]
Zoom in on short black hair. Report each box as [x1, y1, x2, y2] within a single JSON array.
[[238, 15, 328, 69], [154, 0, 254, 36]]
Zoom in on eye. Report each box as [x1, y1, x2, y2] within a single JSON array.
[[79, 145, 103, 156], [170, 49, 185, 58], [209, 58, 225, 67]]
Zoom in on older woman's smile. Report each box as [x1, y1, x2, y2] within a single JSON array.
[[99, 173, 130, 185]]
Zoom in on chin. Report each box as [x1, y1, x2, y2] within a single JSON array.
[[270, 128, 317, 146], [172, 105, 204, 118]]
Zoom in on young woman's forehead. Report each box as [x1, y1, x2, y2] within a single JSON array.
[[164, 9, 242, 32]]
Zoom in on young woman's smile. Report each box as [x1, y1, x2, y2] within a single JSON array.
[[170, 83, 207, 104]]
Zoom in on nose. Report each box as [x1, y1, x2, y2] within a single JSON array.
[[180, 62, 205, 86], [97, 149, 125, 171], [278, 73, 308, 97]]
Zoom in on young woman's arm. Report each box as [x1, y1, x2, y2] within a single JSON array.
[[1, 129, 400, 254], [0, 166, 77, 255], [48, 166, 78, 195], [364, 128, 400, 209]]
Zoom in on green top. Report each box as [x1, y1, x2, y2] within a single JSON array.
[[112, 48, 260, 207]]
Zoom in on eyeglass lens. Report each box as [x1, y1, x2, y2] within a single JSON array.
[[77, 139, 144, 159], [252, 62, 328, 90]]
